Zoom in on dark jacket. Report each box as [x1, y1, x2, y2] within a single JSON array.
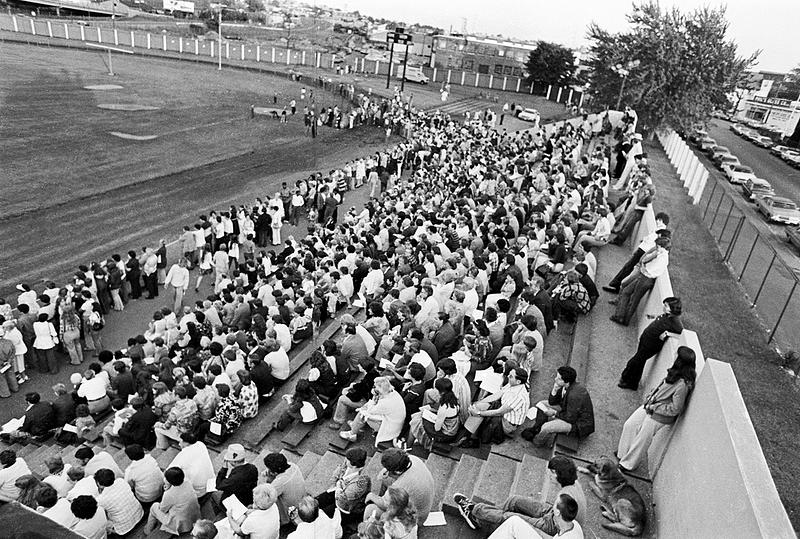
[[216, 463, 259, 506], [111, 371, 136, 401], [22, 402, 55, 436], [640, 314, 683, 347], [533, 290, 555, 334], [548, 382, 595, 438], [401, 381, 426, 419], [433, 322, 459, 359], [52, 393, 77, 428], [118, 407, 158, 448]]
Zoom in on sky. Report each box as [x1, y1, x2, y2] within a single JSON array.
[[316, 0, 798, 73]]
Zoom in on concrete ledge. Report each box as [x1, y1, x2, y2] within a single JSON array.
[[652, 359, 796, 539]]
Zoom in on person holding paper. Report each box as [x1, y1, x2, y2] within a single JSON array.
[[460, 367, 530, 448], [262, 452, 306, 526], [216, 483, 280, 539], [211, 444, 258, 510], [521, 366, 595, 446], [407, 378, 461, 451]]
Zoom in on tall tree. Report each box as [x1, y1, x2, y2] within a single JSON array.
[[525, 41, 576, 87], [586, 2, 758, 136]]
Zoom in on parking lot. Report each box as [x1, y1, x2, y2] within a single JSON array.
[[696, 120, 800, 271]]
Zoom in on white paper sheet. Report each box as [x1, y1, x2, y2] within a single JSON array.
[[222, 494, 248, 520], [423, 511, 447, 526]]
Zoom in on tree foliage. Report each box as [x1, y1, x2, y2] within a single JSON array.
[[585, 1, 758, 134], [525, 41, 576, 87]]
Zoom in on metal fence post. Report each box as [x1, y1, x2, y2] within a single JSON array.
[[770, 280, 798, 342], [708, 195, 726, 230], [723, 217, 745, 262], [702, 180, 718, 220], [718, 203, 735, 242], [753, 252, 776, 306], [739, 234, 760, 281]]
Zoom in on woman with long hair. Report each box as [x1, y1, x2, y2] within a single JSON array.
[[382, 487, 418, 539], [407, 377, 461, 451], [617, 345, 697, 473]]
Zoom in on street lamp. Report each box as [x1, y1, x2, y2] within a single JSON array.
[[210, 3, 228, 70], [613, 59, 640, 111]]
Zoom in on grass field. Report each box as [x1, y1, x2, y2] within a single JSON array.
[[0, 42, 352, 216]]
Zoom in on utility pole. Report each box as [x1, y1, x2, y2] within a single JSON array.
[[386, 27, 412, 91], [400, 42, 409, 93], [211, 3, 226, 70], [386, 39, 395, 89]]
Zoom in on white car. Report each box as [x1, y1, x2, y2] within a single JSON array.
[[754, 135, 774, 149], [723, 163, 756, 185], [698, 137, 717, 151], [756, 196, 800, 226], [517, 108, 540, 123]]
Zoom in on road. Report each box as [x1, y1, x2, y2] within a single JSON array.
[[702, 120, 800, 271]]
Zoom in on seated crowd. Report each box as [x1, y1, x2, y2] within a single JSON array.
[[0, 102, 692, 539]]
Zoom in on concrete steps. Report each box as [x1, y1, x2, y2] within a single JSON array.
[[424, 452, 458, 511], [305, 450, 345, 496], [471, 453, 519, 505], [441, 454, 484, 515]]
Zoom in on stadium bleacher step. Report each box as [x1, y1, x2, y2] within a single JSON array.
[[305, 450, 345, 496], [281, 422, 314, 449], [29, 444, 61, 477], [471, 453, 519, 506], [16, 441, 40, 459], [295, 451, 322, 479], [328, 432, 351, 452], [362, 451, 384, 493], [441, 454, 484, 515], [154, 446, 180, 470], [510, 453, 550, 501], [111, 446, 132, 471], [423, 452, 458, 510]]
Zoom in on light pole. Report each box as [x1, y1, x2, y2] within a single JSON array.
[[613, 59, 639, 111], [210, 3, 227, 70]]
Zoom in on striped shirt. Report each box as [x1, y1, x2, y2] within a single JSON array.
[[500, 384, 530, 426]]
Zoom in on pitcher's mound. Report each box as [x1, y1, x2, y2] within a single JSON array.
[[98, 104, 160, 111], [109, 131, 158, 141], [84, 84, 124, 90]]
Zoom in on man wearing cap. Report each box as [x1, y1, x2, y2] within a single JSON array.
[[211, 443, 258, 511]]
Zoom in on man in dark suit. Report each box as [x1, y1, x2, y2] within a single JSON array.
[[118, 397, 157, 449], [52, 384, 77, 428], [1, 392, 55, 441]]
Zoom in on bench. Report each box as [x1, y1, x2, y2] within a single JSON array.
[[242, 314, 351, 450], [281, 422, 314, 449]]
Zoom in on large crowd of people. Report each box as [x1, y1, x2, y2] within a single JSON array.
[[0, 96, 698, 539]]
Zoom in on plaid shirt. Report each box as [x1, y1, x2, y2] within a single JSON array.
[[97, 479, 144, 535], [558, 283, 592, 314]]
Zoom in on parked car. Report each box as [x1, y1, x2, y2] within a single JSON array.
[[730, 123, 747, 136], [756, 196, 800, 226], [754, 135, 774, 149], [785, 152, 800, 169], [779, 148, 800, 163], [698, 137, 717, 151], [689, 128, 708, 143], [707, 144, 729, 157], [741, 129, 760, 142], [786, 226, 800, 251], [517, 108, 541, 123], [741, 178, 775, 201], [771, 145, 793, 157], [723, 163, 756, 185], [715, 154, 740, 169]]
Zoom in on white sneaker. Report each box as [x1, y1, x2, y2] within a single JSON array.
[[339, 431, 357, 442]]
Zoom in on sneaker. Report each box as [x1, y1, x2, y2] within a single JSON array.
[[453, 493, 478, 529], [339, 431, 357, 442]]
